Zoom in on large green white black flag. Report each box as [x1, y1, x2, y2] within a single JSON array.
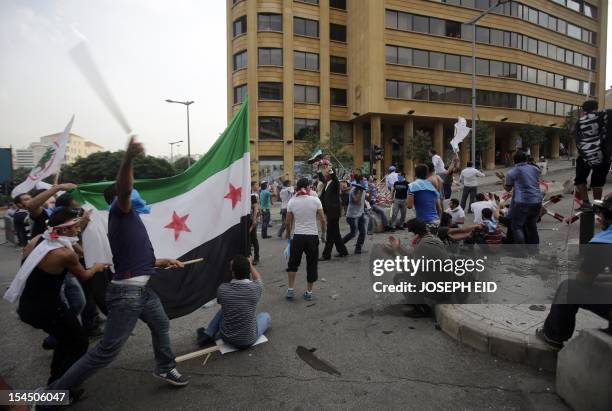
[[73, 100, 251, 318]]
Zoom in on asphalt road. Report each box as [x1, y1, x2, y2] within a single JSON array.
[[2, 165, 607, 410]]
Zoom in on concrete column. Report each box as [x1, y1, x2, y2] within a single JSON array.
[[485, 127, 496, 170], [403, 117, 414, 181], [353, 121, 363, 169], [569, 138, 578, 157], [371, 115, 382, 179], [282, 0, 295, 181], [549, 134, 560, 159], [510, 129, 520, 153], [531, 144, 540, 160], [383, 122, 393, 172], [434, 121, 444, 156], [460, 137, 469, 167]]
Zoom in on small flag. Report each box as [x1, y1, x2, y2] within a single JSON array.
[[12, 116, 73, 197], [450, 117, 471, 153]]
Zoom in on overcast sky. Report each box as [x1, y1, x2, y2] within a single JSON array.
[[0, 1, 610, 158]]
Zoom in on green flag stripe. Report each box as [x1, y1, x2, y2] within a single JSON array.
[[71, 98, 250, 210]]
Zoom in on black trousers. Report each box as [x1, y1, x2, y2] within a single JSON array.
[[543, 279, 611, 342], [19, 302, 89, 385], [287, 234, 319, 283], [249, 228, 259, 260], [322, 217, 348, 258]]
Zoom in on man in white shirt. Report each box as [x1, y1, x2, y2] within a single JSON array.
[[285, 178, 327, 301], [470, 193, 495, 224], [429, 149, 446, 178], [385, 166, 399, 191], [277, 180, 294, 238], [444, 198, 465, 225], [459, 161, 485, 212]]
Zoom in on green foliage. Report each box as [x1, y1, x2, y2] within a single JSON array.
[[297, 123, 354, 173], [12, 167, 31, 184], [172, 156, 195, 174], [405, 129, 432, 164], [558, 111, 578, 147], [475, 122, 493, 154], [60, 151, 175, 184], [520, 122, 548, 147]]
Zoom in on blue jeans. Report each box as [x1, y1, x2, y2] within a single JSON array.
[[511, 202, 541, 245], [343, 214, 366, 251], [49, 283, 176, 390], [261, 209, 271, 237], [205, 309, 271, 346], [62, 274, 86, 316]]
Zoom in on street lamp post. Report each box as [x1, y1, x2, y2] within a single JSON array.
[[169, 140, 183, 164], [465, 0, 509, 165], [165, 99, 194, 167]]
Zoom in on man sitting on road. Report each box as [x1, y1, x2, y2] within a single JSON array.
[[196, 255, 270, 349], [470, 193, 496, 225]]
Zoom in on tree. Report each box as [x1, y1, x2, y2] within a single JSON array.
[[172, 156, 195, 174], [558, 111, 578, 147], [520, 122, 547, 148], [297, 123, 354, 175], [60, 151, 174, 184], [405, 129, 432, 164]]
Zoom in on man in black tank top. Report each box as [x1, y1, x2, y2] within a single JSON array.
[[17, 208, 108, 387]]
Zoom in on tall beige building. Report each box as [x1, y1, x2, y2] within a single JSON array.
[[39, 133, 104, 164], [227, 0, 607, 180]]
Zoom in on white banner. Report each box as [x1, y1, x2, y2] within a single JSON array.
[[11, 116, 74, 197], [451, 117, 471, 153]]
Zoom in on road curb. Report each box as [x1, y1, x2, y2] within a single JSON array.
[[435, 304, 558, 372]]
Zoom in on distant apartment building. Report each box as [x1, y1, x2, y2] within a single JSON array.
[[12, 133, 104, 169]]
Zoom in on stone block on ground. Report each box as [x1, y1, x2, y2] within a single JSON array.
[[556, 329, 612, 411]]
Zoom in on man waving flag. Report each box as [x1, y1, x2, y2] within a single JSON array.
[[72, 99, 251, 318]]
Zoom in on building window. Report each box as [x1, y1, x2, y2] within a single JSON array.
[[298, 0, 319, 4], [330, 23, 347, 42], [331, 121, 353, 143], [476, 58, 489, 75], [233, 15, 247, 37], [258, 48, 282, 66], [330, 0, 346, 10], [258, 13, 282, 31], [429, 52, 444, 69], [330, 56, 347, 74], [429, 18, 445, 36], [330, 88, 347, 106], [258, 82, 283, 100], [413, 15, 428, 33], [258, 117, 283, 140], [294, 51, 319, 71], [294, 118, 320, 140], [294, 17, 319, 37], [413, 49, 428, 67], [233, 50, 247, 71], [413, 83, 429, 100], [445, 54, 460, 71], [294, 85, 319, 104], [233, 84, 247, 104]]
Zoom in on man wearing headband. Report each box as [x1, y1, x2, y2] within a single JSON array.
[[15, 207, 108, 391], [49, 137, 188, 394]]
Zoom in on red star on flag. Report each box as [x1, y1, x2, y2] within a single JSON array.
[[224, 183, 242, 209], [164, 211, 191, 241]]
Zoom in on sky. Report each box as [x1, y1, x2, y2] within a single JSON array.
[[0, 1, 610, 158], [0, 0, 227, 158]]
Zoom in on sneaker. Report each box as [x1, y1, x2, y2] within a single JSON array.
[[535, 328, 563, 349], [153, 368, 189, 387], [303, 291, 313, 301], [334, 253, 348, 258], [196, 327, 215, 347], [355, 248, 368, 254], [286, 288, 295, 300]]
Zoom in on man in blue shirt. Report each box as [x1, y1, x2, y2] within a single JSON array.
[[49, 137, 188, 394], [342, 182, 367, 254], [407, 164, 442, 224], [504, 150, 543, 245], [259, 182, 272, 238]]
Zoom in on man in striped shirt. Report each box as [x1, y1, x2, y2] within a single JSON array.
[[196, 256, 270, 349]]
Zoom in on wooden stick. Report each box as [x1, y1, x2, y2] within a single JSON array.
[[176, 345, 220, 363], [164, 257, 204, 269]]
